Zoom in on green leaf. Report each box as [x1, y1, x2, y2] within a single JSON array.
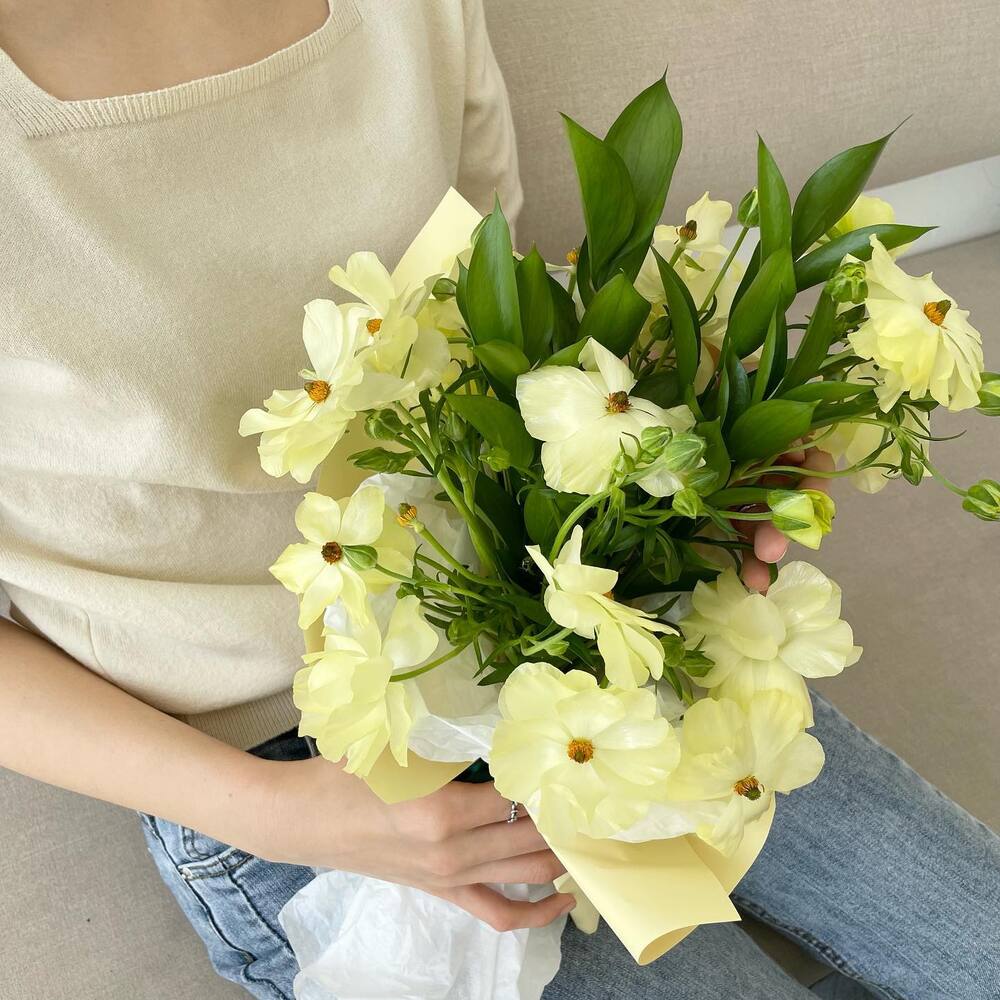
[[562, 114, 636, 285], [472, 341, 530, 391], [446, 394, 535, 470], [464, 197, 523, 347], [779, 292, 837, 390], [696, 418, 730, 494], [791, 129, 896, 256], [543, 337, 587, 367], [515, 247, 555, 362], [634, 370, 681, 408], [757, 137, 792, 260], [724, 352, 751, 429], [780, 380, 872, 403], [750, 311, 780, 405], [549, 274, 580, 350], [794, 224, 934, 290], [523, 488, 566, 548], [577, 272, 651, 356], [604, 74, 683, 279], [473, 473, 523, 573], [653, 250, 700, 386], [725, 248, 796, 358], [727, 399, 819, 461]]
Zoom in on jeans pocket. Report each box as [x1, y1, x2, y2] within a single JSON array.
[[178, 826, 254, 877]]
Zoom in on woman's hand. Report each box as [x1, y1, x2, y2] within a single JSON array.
[[247, 755, 574, 932], [737, 447, 835, 592]]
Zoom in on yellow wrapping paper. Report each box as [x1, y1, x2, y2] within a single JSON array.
[[302, 187, 775, 965]]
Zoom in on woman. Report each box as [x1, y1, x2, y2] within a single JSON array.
[[0, 2, 996, 998]]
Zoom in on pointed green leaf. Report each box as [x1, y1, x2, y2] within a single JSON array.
[[549, 273, 580, 350], [780, 381, 872, 403], [464, 198, 523, 347], [605, 74, 682, 278], [758, 137, 792, 260], [725, 248, 796, 358], [447, 393, 535, 470], [562, 114, 636, 284], [727, 399, 819, 461], [653, 249, 700, 386], [750, 311, 780, 405], [577, 272, 650, 356], [516, 247, 555, 362], [791, 130, 896, 256], [794, 224, 934, 289], [779, 292, 837, 390], [472, 341, 530, 391]]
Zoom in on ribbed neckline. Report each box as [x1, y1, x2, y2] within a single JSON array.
[[0, 0, 362, 138]]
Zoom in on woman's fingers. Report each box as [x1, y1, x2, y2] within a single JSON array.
[[433, 883, 574, 933], [443, 779, 524, 830], [452, 815, 549, 868], [457, 847, 566, 887], [740, 553, 772, 593], [753, 521, 788, 563]]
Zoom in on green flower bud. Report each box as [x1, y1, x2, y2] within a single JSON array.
[[648, 314, 672, 341], [447, 617, 479, 646], [660, 431, 707, 474], [484, 446, 511, 472], [737, 187, 760, 228], [672, 488, 704, 519], [976, 372, 1000, 416], [825, 261, 868, 304], [342, 544, 379, 571], [364, 409, 405, 441], [962, 479, 1000, 521], [767, 488, 836, 549], [639, 425, 675, 460], [432, 277, 457, 300]]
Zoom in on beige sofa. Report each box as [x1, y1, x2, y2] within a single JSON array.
[[2, 3, 998, 998]]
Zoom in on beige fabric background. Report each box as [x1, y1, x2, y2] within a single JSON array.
[[2, 2, 999, 998]]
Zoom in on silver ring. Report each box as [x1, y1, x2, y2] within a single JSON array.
[[506, 800, 520, 824]]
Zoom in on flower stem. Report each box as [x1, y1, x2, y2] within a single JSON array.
[[698, 226, 748, 314], [390, 641, 472, 681]]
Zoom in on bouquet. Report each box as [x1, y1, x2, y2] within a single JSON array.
[[239, 73, 997, 996]]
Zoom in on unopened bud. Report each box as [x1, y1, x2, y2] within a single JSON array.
[[432, 277, 457, 300], [976, 372, 1000, 416], [365, 408, 405, 441], [661, 431, 706, 474], [825, 261, 868, 304], [737, 187, 760, 227], [962, 479, 1000, 521], [447, 618, 479, 646], [767, 489, 835, 550], [342, 544, 378, 571], [672, 488, 704, 519], [648, 314, 671, 341], [639, 425, 675, 459]]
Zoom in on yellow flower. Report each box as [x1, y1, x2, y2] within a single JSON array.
[[849, 238, 984, 412], [295, 596, 439, 775], [490, 662, 679, 843], [516, 338, 694, 494], [666, 692, 824, 855], [239, 300, 367, 483], [269, 485, 415, 629], [526, 527, 674, 688], [766, 488, 835, 549], [680, 563, 861, 724]]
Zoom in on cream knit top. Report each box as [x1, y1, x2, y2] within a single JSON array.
[[0, 0, 522, 749]]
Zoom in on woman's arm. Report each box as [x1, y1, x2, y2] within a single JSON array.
[[0, 619, 573, 931]]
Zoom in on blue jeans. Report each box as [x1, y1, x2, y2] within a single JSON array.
[[141, 695, 1000, 999]]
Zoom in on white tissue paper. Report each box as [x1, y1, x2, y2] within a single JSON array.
[[280, 875, 565, 1000]]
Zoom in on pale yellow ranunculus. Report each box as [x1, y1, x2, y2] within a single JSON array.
[[239, 299, 368, 483], [270, 485, 415, 629], [526, 527, 674, 688], [666, 692, 824, 855], [490, 662, 679, 843], [516, 339, 694, 494], [679, 562, 861, 724], [849, 237, 984, 412], [295, 596, 438, 775]]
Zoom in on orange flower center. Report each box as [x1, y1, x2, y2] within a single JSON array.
[[305, 379, 331, 403], [607, 390, 631, 413], [567, 738, 595, 764], [397, 503, 418, 527], [565, 247, 580, 266], [321, 541, 344, 564], [678, 219, 698, 241], [922, 300, 951, 326], [366, 317, 383, 335], [733, 775, 763, 801]]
